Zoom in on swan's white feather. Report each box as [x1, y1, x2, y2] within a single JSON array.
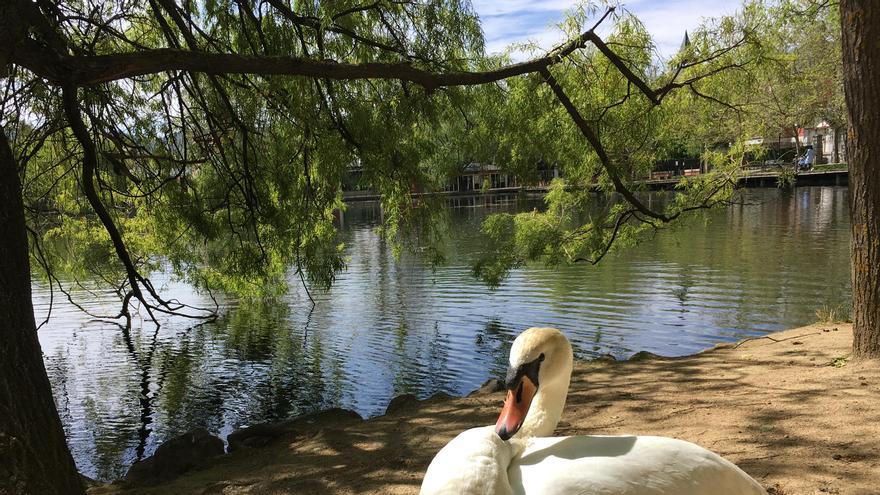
[[511, 435, 766, 495], [420, 426, 515, 495]]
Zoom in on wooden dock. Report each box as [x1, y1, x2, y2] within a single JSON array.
[[645, 168, 848, 190], [342, 168, 849, 202]]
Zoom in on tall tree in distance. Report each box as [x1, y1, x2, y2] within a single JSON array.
[[750, 1, 845, 163], [841, 0, 880, 358]]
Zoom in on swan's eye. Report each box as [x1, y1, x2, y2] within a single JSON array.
[[539, 353, 545, 362], [516, 381, 524, 403]]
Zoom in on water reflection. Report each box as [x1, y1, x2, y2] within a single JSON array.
[[35, 187, 852, 480]]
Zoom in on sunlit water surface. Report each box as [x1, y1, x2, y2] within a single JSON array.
[[35, 187, 851, 480]]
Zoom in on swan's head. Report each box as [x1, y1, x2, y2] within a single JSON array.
[[495, 327, 573, 440]]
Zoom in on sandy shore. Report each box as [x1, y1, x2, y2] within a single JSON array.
[[90, 323, 880, 495]]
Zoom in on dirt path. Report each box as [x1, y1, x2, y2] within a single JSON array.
[[91, 324, 880, 495]]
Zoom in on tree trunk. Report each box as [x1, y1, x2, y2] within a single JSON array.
[[0, 127, 84, 493], [841, 0, 880, 358]]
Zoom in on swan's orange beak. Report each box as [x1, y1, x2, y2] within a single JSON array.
[[495, 375, 537, 441]]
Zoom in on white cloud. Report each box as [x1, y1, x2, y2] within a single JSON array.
[[473, 0, 574, 17], [627, 0, 740, 58], [472, 0, 740, 60]]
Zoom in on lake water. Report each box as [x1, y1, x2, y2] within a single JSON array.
[[34, 186, 852, 481]]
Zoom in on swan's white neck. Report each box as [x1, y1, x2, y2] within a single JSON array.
[[518, 362, 571, 438]]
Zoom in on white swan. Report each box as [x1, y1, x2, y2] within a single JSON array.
[[420, 327, 766, 495]]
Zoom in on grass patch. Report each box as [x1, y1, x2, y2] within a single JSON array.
[[776, 167, 796, 189], [815, 303, 852, 324], [829, 356, 849, 368], [811, 163, 847, 172]]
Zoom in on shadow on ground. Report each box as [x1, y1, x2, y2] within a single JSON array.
[[90, 324, 880, 495]]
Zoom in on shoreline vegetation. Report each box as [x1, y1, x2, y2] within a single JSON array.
[[89, 323, 879, 495], [342, 165, 850, 202]]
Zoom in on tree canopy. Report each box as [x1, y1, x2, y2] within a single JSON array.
[[3, 0, 790, 323]]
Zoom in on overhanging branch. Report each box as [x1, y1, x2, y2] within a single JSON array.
[[539, 67, 670, 222], [61, 84, 216, 327], [11, 8, 618, 88], [585, 32, 659, 104]]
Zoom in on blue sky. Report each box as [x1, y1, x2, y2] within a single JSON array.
[[472, 0, 740, 60]]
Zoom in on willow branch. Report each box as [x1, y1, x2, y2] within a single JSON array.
[[61, 84, 216, 324], [12, 8, 617, 88], [585, 32, 659, 104], [62, 84, 144, 300], [539, 67, 669, 221]]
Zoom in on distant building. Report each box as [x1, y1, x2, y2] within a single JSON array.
[[342, 161, 558, 199], [444, 163, 517, 192], [745, 121, 846, 165], [800, 121, 846, 164], [444, 161, 560, 193]]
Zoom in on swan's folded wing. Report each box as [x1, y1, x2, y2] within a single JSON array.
[[509, 435, 766, 495], [420, 426, 516, 495]]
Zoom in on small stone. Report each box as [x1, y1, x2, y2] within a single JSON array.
[[124, 428, 224, 486], [592, 354, 617, 364], [385, 394, 420, 415], [832, 453, 843, 460], [228, 422, 288, 452], [427, 392, 454, 402], [628, 351, 663, 362], [227, 408, 362, 452], [468, 378, 503, 396], [80, 474, 103, 489], [303, 408, 362, 425], [791, 341, 803, 345]]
